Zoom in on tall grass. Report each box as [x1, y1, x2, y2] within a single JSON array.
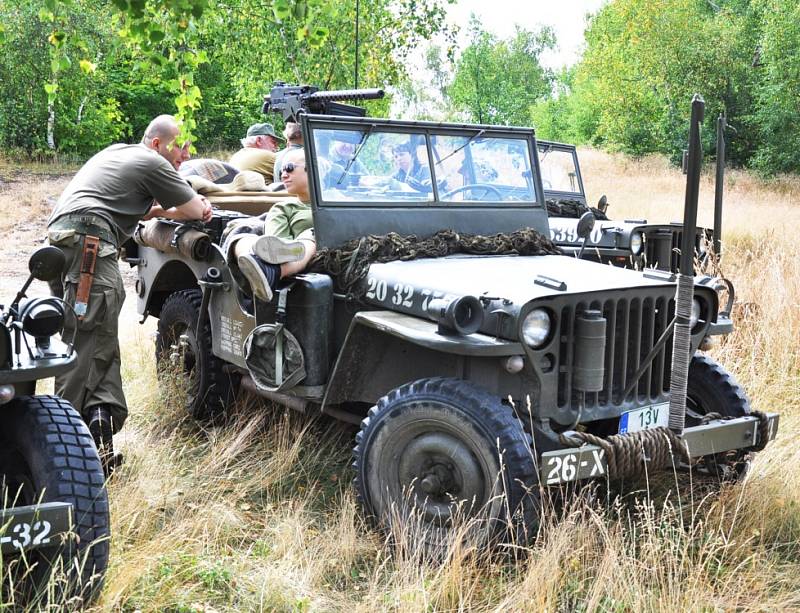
[[2, 150, 799, 611]]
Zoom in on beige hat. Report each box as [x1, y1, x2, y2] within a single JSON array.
[[187, 170, 268, 195], [229, 171, 268, 192]]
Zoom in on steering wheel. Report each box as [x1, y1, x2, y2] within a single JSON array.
[[441, 183, 504, 201]]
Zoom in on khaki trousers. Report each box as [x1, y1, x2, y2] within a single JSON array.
[[52, 236, 128, 433]]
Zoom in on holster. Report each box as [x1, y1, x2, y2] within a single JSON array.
[[74, 235, 100, 320]]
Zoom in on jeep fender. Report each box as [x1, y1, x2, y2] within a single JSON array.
[[135, 245, 225, 318], [321, 311, 528, 409]]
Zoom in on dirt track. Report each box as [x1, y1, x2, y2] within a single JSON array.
[[0, 171, 154, 343]]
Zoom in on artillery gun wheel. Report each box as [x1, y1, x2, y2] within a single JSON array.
[[686, 355, 752, 481], [0, 395, 109, 606], [156, 289, 234, 421], [353, 377, 539, 549]]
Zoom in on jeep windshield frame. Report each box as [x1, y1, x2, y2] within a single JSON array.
[[302, 115, 551, 249], [538, 140, 586, 205]]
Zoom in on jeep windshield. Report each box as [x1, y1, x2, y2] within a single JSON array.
[[312, 127, 538, 205], [538, 141, 583, 196]]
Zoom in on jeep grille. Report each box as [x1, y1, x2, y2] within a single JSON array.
[[555, 288, 675, 413]]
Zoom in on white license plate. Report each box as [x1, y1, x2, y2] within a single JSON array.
[[619, 402, 670, 434]]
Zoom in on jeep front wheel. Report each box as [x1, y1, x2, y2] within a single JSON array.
[[1, 395, 109, 606], [686, 355, 751, 479], [353, 378, 539, 547], [156, 289, 234, 421]]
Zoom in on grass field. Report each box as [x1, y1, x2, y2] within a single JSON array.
[[1, 149, 798, 611]]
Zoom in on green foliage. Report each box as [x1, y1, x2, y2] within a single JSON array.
[[530, 67, 600, 144], [447, 17, 555, 126], [536, 0, 799, 173], [0, 0, 452, 155], [749, 0, 800, 174]]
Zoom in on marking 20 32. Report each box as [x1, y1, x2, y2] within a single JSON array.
[[365, 277, 458, 312], [367, 277, 414, 307], [0, 520, 52, 550], [543, 448, 606, 484]]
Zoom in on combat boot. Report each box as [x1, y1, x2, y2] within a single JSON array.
[[87, 406, 123, 477]]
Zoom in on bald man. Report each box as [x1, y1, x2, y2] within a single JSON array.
[[48, 114, 212, 474]]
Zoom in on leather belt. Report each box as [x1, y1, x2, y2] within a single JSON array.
[[50, 214, 118, 248]]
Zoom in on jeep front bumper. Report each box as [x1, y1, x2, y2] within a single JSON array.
[[540, 413, 779, 485]]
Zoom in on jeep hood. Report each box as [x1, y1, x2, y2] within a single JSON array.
[[365, 254, 673, 309]]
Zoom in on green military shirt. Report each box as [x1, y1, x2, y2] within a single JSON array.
[[49, 143, 196, 246], [229, 148, 276, 183], [264, 198, 313, 239]]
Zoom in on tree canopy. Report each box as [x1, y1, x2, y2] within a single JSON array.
[[447, 17, 555, 126], [2, 0, 800, 176]]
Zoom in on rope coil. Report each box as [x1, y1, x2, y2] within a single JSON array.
[[559, 427, 690, 481]]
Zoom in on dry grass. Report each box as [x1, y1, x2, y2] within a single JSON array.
[[2, 149, 799, 611]]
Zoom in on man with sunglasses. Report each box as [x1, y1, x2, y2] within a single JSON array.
[[48, 114, 212, 474], [224, 148, 318, 302]]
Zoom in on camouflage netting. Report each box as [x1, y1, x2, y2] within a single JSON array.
[[546, 198, 609, 221], [308, 228, 562, 298]]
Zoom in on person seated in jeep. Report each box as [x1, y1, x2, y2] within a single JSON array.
[[391, 142, 431, 193], [223, 148, 318, 302]]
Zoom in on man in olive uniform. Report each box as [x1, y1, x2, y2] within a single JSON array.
[[48, 115, 212, 473], [229, 123, 284, 183]]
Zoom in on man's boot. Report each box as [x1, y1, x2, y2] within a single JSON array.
[[87, 406, 123, 477]]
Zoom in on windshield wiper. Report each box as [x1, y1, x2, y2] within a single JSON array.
[[435, 129, 485, 167], [336, 124, 375, 185]]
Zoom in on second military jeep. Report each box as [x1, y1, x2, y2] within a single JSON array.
[[539, 140, 713, 272], [132, 90, 778, 543]]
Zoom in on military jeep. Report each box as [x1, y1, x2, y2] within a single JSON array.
[[133, 90, 778, 543], [0, 247, 109, 604], [539, 140, 712, 272]]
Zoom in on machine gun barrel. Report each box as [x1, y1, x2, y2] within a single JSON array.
[[262, 83, 384, 121], [306, 88, 384, 102]]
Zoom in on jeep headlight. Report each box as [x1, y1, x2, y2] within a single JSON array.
[[630, 231, 643, 255], [20, 298, 65, 339], [690, 298, 701, 328], [522, 308, 552, 348]]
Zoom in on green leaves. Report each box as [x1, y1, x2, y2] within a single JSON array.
[[50, 54, 71, 73], [447, 20, 555, 127], [79, 59, 97, 73], [273, 0, 293, 22]]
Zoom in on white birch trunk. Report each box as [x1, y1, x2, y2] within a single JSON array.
[[47, 102, 56, 150]]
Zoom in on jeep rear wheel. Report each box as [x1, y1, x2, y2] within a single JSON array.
[[156, 289, 234, 421], [686, 355, 751, 479], [0, 395, 109, 607], [353, 378, 539, 548]]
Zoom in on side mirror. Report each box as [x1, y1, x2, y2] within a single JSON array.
[[597, 194, 609, 214], [577, 211, 596, 240], [29, 246, 66, 282], [577, 211, 596, 260]]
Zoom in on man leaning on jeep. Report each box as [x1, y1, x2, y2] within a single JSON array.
[[47, 114, 212, 475]]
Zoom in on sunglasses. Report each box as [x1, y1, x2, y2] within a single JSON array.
[[282, 162, 305, 174]]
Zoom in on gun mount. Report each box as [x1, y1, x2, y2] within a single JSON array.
[[262, 82, 384, 122]]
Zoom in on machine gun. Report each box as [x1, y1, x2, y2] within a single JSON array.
[[262, 82, 384, 122]]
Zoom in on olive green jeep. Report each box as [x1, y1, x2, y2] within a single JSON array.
[[131, 88, 778, 544]]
